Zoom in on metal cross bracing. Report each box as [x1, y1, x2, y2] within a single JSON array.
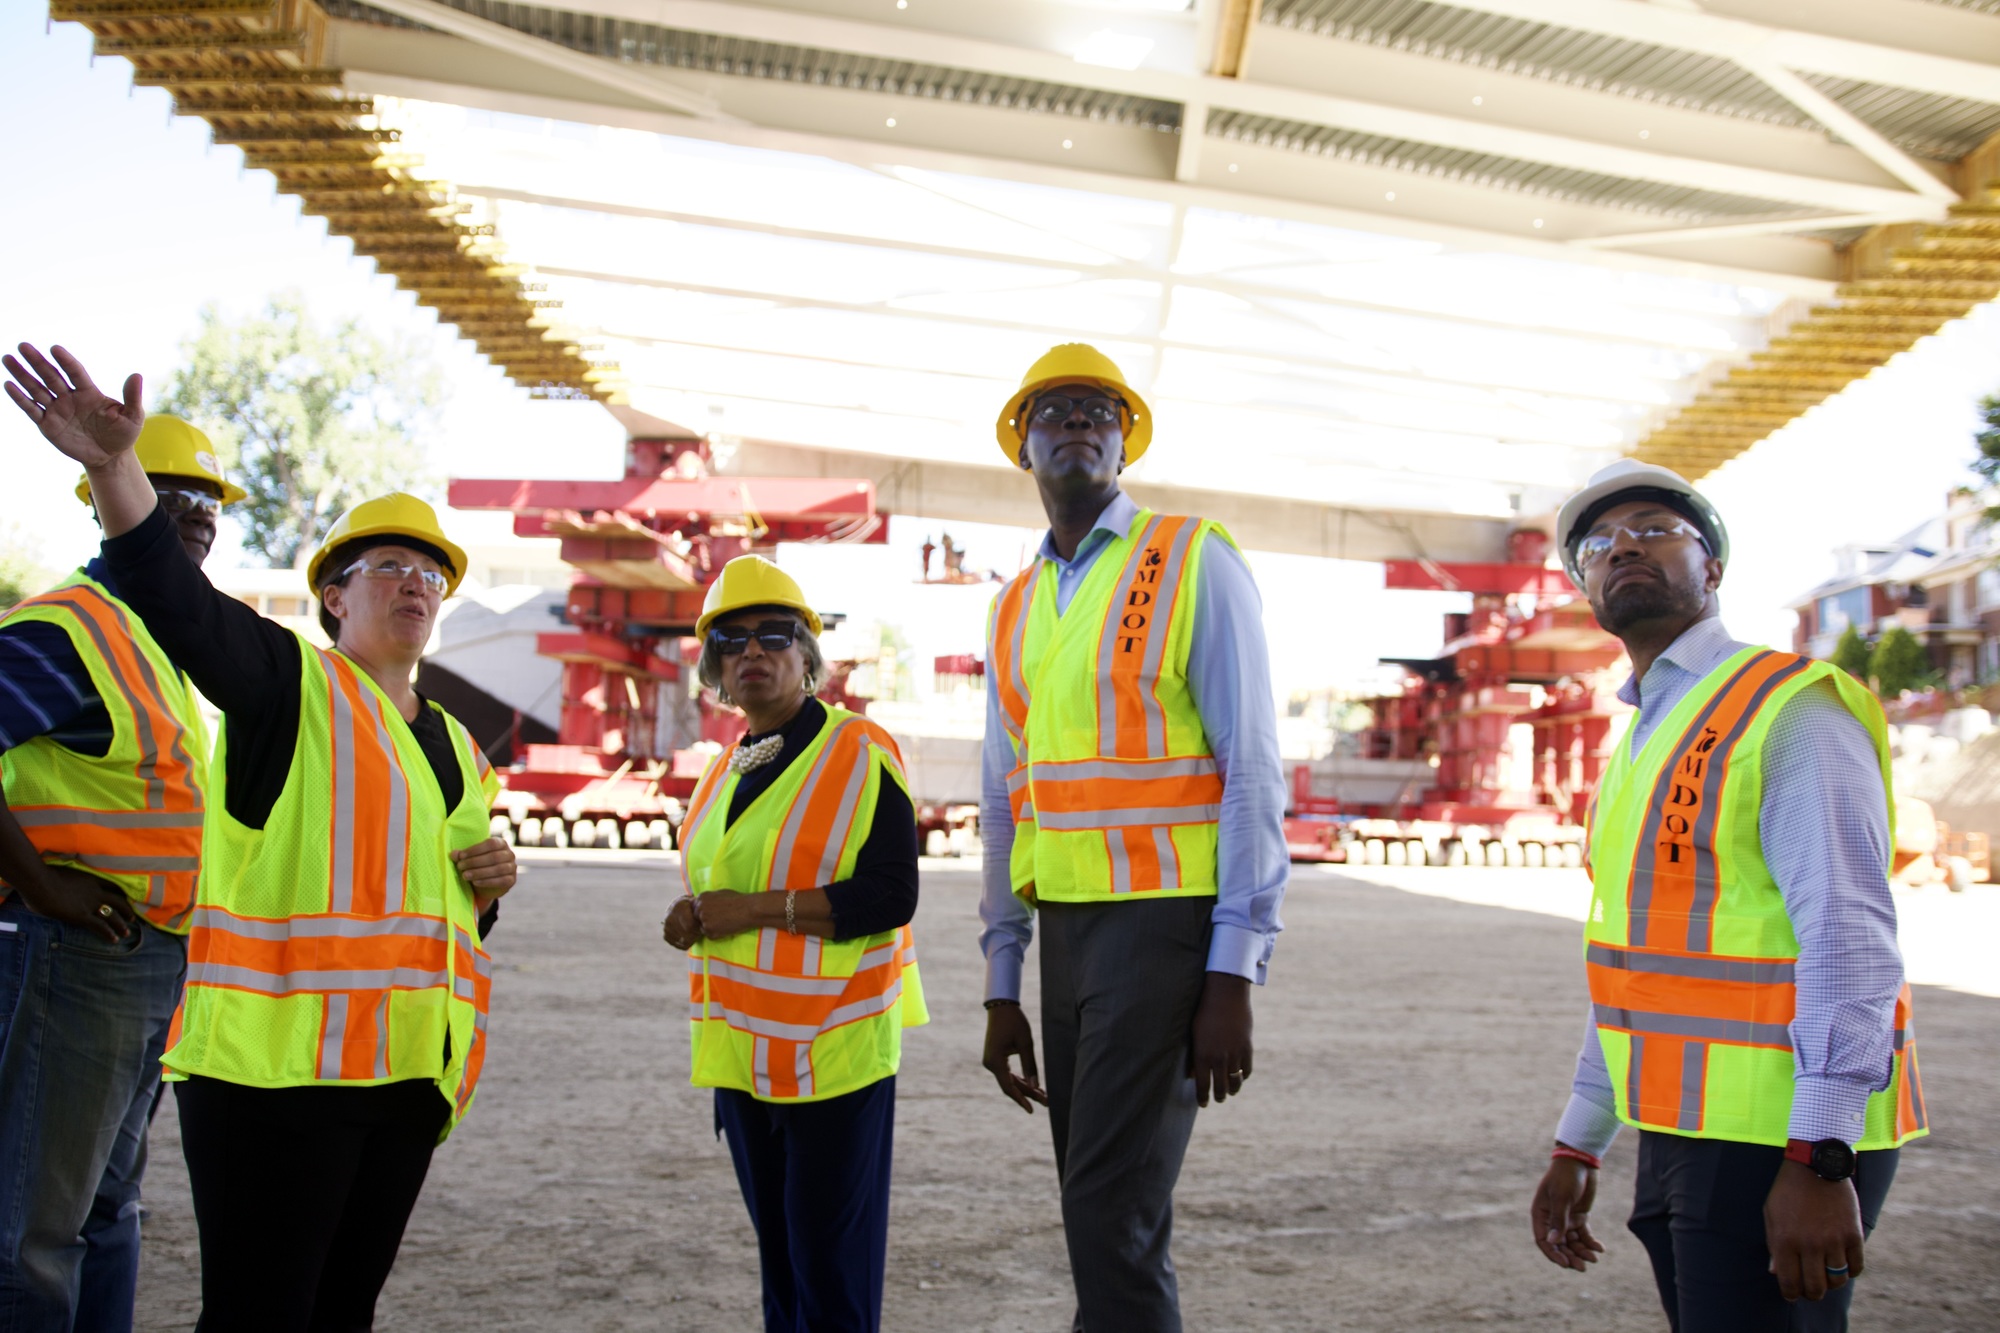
[[45, 0, 2000, 544]]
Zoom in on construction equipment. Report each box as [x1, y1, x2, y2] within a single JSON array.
[[1285, 530, 1629, 867], [447, 434, 884, 849]]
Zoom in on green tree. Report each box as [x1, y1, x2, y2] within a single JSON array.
[[1870, 625, 1937, 698], [0, 525, 52, 610], [1974, 392, 2000, 522], [1829, 624, 1873, 683], [155, 294, 443, 568]]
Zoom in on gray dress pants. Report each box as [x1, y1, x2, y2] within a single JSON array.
[[1039, 896, 1213, 1333]]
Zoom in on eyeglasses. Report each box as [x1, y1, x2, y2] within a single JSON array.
[[710, 620, 801, 655], [156, 488, 221, 519], [341, 557, 448, 596], [1029, 395, 1124, 426], [1576, 519, 1704, 568]]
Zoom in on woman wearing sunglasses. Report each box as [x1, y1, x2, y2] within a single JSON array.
[[5, 343, 514, 1332], [662, 554, 925, 1333]]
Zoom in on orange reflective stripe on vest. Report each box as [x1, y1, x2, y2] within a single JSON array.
[[318, 653, 415, 916], [990, 561, 1043, 745], [1096, 514, 1200, 758], [1625, 650, 1813, 951], [452, 924, 494, 1117]]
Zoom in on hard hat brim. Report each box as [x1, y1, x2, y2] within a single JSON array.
[[1555, 461, 1729, 586], [306, 521, 471, 598], [995, 375, 1153, 467], [75, 470, 249, 507]]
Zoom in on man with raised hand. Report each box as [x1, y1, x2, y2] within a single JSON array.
[[1, 345, 241, 1332]]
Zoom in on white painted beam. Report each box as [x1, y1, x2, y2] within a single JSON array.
[[1731, 59, 1957, 202], [720, 439, 1519, 562], [472, 0, 1945, 216], [343, 64, 1843, 295], [459, 182, 1762, 350], [1569, 210, 1905, 250]]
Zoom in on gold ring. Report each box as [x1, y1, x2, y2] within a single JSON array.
[[97, 903, 116, 919]]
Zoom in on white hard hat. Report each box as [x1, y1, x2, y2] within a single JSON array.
[[1555, 459, 1728, 587]]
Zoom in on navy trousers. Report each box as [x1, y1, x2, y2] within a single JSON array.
[[715, 1076, 896, 1333], [1630, 1131, 1900, 1333]]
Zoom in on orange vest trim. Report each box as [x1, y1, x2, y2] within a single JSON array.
[[4, 583, 206, 929]]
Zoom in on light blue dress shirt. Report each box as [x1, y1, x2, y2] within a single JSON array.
[[1556, 616, 1906, 1153], [976, 491, 1290, 1001]]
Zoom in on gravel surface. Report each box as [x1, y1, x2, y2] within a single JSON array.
[[134, 855, 2000, 1331]]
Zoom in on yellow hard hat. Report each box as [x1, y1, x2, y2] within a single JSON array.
[[75, 415, 247, 506], [696, 555, 823, 640], [305, 493, 470, 597], [995, 343, 1153, 465]]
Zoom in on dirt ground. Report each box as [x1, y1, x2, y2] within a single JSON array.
[[134, 857, 2000, 1331]]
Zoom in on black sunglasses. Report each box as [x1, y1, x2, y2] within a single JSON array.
[[709, 620, 802, 655]]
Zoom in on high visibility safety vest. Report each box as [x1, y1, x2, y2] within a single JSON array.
[[163, 638, 502, 1137], [0, 572, 209, 933], [1585, 648, 1927, 1149], [679, 707, 927, 1103], [987, 508, 1230, 904]]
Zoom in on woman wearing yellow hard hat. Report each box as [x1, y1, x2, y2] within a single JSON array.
[[6, 343, 513, 1331], [662, 553, 925, 1333]]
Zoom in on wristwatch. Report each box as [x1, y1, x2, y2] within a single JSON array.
[[1784, 1138, 1857, 1182]]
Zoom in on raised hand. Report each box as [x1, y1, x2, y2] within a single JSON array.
[[3, 343, 144, 466]]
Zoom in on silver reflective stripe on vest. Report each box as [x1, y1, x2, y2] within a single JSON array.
[[372, 991, 392, 1079], [706, 955, 852, 997], [319, 993, 350, 1079], [188, 962, 450, 995], [44, 591, 172, 811], [9, 808, 204, 830], [1036, 804, 1222, 831], [1585, 944, 1796, 986], [1594, 1003, 1793, 1049], [1031, 756, 1219, 783], [1154, 826, 1180, 889], [321, 654, 360, 913], [1137, 519, 1198, 756], [191, 908, 449, 944], [1096, 515, 1163, 752], [71, 854, 198, 872]]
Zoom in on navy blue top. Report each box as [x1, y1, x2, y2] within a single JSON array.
[[0, 558, 118, 756]]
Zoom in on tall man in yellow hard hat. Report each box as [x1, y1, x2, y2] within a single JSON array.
[[1527, 460, 1926, 1331], [0, 406, 239, 1330], [978, 344, 1288, 1332]]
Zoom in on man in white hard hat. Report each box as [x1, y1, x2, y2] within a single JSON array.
[[977, 344, 1288, 1332], [1527, 459, 1928, 1332]]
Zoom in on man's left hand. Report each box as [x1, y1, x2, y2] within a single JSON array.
[[1765, 1159, 1865, 1303], [451, 836, 517, 897], [1189, 970, 1253, 1107]]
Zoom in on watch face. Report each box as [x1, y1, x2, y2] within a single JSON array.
[[1811, 1140, 1858, 1180]]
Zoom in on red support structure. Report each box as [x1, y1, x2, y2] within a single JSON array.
[[447, 436, 886, 849]]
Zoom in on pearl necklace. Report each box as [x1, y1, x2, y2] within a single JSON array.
[[729, 734, 786, 773]]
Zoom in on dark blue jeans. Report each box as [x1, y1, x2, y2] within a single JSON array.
[[715, 1076, 896, 1333], [0, 895, 187, 1333]]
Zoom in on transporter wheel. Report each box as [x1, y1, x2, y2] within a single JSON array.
[[547, 819, 570, 849], [647, 819, 672, 851], [489, 815, 515, 844], [1443, 840, 1467, 868], [1363, 838, 1386, 865], [1385, 839, 1407, 866], [519, 817, 543, 847], [1407, 840, 1429, 867], [569, 819, 594, 849], [1523, 842, 1545, 868], [624, 820, 650, 851], [925, 829, 949, 858], [1947, 855, 1974, 892], [1562, 843, 1584, 869], [595, 817, 621, 849]]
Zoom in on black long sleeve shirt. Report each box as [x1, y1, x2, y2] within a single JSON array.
[[101, 506, 490, 933], [723, 697, 918, 940]]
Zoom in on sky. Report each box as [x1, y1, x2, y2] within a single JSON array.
[[3, 5, 1996, 698]]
